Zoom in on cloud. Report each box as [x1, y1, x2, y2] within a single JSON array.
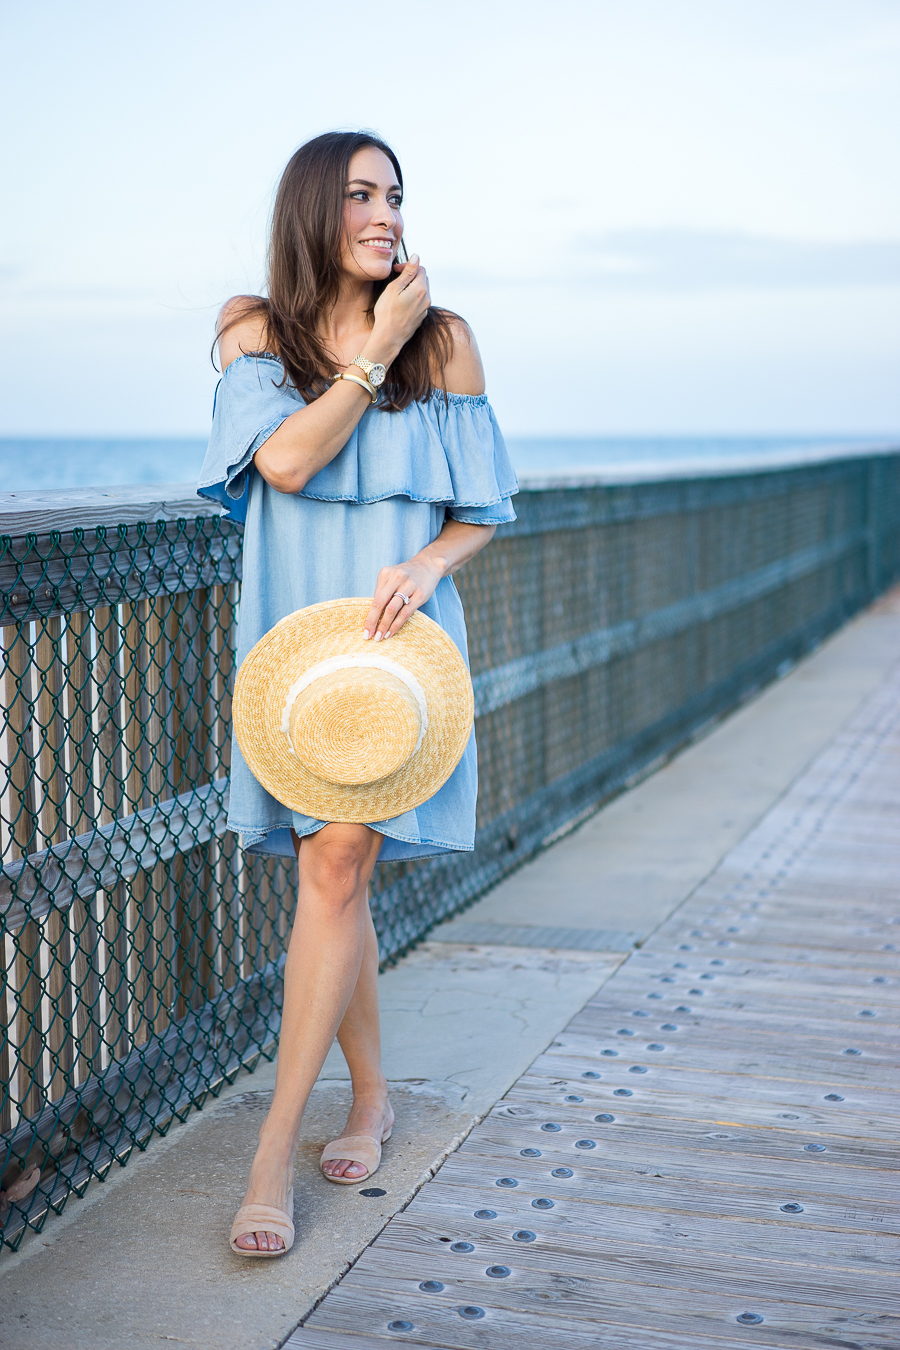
[[443, 230, 900, 293], [576, 229, 900, 291]]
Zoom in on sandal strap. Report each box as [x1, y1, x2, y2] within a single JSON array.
[[320, 1133, 382, 1170], [229, 1193, 294, 1249]]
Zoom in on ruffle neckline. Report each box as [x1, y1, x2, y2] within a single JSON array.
[[197, 351, 518, 523]]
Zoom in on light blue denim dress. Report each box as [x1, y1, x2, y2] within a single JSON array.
[[197, 352, 518, 862]]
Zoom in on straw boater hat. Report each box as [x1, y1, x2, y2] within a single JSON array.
[[232, 598, 474, 824]]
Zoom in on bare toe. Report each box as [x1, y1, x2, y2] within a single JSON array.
[[327, 1159, 367, 1179], [235, 1232, 259, 1250]]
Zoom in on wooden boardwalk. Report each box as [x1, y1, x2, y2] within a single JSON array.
[[291, 666, 900, 1350]]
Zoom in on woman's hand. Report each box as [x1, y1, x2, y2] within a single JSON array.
[[363, 556, 442, 641], [362, 520, 497, 641], [370, 255, 431, 357]]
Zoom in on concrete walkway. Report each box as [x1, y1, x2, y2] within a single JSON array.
[[2, 590, 899, 1350]]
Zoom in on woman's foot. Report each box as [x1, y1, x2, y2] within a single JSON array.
[[321, 1093, 394, 1180], [233, 1134, 295, 1253]]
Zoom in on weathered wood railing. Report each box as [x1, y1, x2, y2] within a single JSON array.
[[2, 447, 899, 1250]]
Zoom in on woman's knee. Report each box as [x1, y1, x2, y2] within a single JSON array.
[[300, 829, 379, 906]]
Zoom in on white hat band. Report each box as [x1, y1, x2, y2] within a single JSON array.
[[280, 653, 430, 759]]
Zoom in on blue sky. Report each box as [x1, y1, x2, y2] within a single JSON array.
[[1, 0, 899, 437]]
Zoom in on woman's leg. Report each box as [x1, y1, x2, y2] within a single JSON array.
[[233, 822, 384, 1252], [320, 905, 394, 1178]]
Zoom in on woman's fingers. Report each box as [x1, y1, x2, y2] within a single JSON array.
[[362, 595, 383, 639], [373, 256, 430, 347], [367, 592, 411, 641], [362, 589, 398, 640], [400, 258, 422, 290], [363, 576, 417, 640], [378, 591, 413, 640], [362, 575, 399, 638], [388, 254, 420, 292]]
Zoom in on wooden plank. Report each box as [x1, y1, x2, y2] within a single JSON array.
[[0, 779, 229, 929], [0, 523, 241, 626], [92, 603, 124, 828], [686, 864, 900, 901], [512, 1057, 900, 1135], [64, 609, 95, 838], [67, 893, 100, 1088], [512, 1036, 900, 1101], [524, 1040, 898, 1090], [124, 868, 151, 1049], [632, 938, 900, 969], [538, 1028, 900, 1080], [693, 928, 900, 959], [439, 1142, 898, 1208], [286, 1330, 416, 1350], [627, 947, 900, 978], [122, 601, 145, 814], [1, 621, 38, 859], [292, 1302, 755, 1350], [501, 1073, 900, 1141], [0, 483, 220, 537], [549, 1004, 899, 1044], [34, 617, 68, 847], [44, 904, 73, 1103], [568, 989, 900, 1029], [362, 1220, 900, 1307], [488, 1090, 900, 1155], [313, 1273, 900, 1348], [417, 1162, 895, 1240], [410, 1184, 900, 1262], [598, 966, 900, 1002], [538, 1023, 900, 1074]]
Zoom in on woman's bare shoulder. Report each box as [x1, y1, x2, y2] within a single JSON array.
[[216, 296, 273, 371], [434, 311, 485, 397]]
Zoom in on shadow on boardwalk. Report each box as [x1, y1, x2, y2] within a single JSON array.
[[295, 657, 900, 1347]]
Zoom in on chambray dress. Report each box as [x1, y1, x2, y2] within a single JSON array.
[[197, 352, 518, 862]]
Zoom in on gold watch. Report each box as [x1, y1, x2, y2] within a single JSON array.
[[350, 355, 387, 388]]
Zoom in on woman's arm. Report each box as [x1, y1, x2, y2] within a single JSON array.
[[363, 518, 496, 641], [217, 258, 431, 495], [361, 316, 497, 638]]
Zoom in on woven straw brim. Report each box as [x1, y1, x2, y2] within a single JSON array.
[[232, 599, 474, 824]]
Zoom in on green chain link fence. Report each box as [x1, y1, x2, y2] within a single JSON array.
[[2, 450, 899, 1250]]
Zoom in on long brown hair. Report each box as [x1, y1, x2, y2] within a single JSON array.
[[217, 131, 454, 410]]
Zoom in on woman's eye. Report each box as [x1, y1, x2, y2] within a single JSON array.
[[347, 190, 401, 207]]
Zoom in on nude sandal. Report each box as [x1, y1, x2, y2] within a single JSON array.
[[229, 1187, 294, 1257], [319, 1128, 392, 1185]]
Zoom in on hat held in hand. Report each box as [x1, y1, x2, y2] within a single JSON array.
[[233, 598, 474, 823]]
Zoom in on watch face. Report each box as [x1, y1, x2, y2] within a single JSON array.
[[368, 363, 387, 387]]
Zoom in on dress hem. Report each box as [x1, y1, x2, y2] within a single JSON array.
[[230, 818, 474, 861]]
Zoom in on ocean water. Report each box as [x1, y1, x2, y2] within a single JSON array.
[[0, 434, 894, 493]]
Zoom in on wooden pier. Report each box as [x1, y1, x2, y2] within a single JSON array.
[[292, 662, 900, 1348]]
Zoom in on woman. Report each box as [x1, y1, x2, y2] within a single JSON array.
[[198, 130, 517, 1256]]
